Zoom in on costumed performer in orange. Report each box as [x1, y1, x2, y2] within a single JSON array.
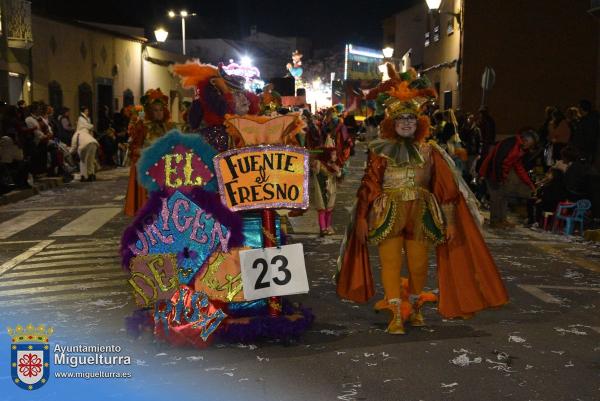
[[336, 66, 508, 334], [124, 88, 174, 216]]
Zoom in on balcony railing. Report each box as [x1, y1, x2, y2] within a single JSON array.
[[3, 0, 33, 49]]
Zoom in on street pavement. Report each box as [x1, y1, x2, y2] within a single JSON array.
[[1, 143, 600, 401]]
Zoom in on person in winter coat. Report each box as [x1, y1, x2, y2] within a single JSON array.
[[70, 127, 99, 182], [77, 106, 94, 136]]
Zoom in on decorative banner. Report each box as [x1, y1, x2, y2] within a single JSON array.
[[128, 254, 179, 308], [224, 114, 305, 146], [147, 144, 214, 193], [214, 145, 309, 212], [154, 285, 227, 342], [126, 191, 232, 284], [137, 130, 218, 193], [239, 244, 309, 301], [194, 248, 251, 303]]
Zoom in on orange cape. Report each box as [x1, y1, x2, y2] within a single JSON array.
[[336, 147, 508, 318]]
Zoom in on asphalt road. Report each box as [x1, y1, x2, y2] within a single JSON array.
[[1, 144, 600, 401]]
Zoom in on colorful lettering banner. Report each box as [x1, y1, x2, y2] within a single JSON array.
[[128, 254, 179, 308], [126, 191, 231, 284], [214, 145, 309, 212]]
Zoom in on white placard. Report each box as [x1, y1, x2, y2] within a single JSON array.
[[239, 243, 309, 301]]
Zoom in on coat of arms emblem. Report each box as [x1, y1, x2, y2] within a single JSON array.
[[8, 324, 53, 390]]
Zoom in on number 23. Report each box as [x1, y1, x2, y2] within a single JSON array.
[[253, 255, 291, 290]]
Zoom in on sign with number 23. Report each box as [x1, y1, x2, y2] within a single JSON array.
[[239, 244, 309, 301]]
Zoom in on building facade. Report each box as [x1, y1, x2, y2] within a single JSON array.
[[0, 4, 189, 124], [386, 0, 600, 136], [0, 0, 34, 105], [31, 16, 189, 123]]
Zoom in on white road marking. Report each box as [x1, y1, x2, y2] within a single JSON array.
[[27, 251, 117, 262], [0, 289, 130, 308], [0, 210, 60, 239], [0, 240, 54, 277], [0, 271, 126, 288], [113, 195, 125, 201], [0, 204, 121, 212], [519, 284, 600, 304], [13, 258, 120, 271], [0, 279, 127, 298], [2, 264, 120, 279], [50, 208, 122, 237], [45, 239, 120, 249], [518, 285, 563, 304], [0, 240, 46, 245], [36, 246, 117, 256]]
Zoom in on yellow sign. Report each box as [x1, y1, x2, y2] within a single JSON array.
[[214, 145, 309, 211]]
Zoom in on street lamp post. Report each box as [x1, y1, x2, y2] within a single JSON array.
[[381, 46, 398, 73], [168, 10, 196, 55]]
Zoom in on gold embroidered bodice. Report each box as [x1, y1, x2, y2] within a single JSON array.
[[382, 143, 433, 200]]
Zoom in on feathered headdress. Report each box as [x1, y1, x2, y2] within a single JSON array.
[[367, 63, 437, 118], [140, 88, 168, 107]]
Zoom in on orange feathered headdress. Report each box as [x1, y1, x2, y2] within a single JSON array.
[[368, 64, 437, 102], [373, 64, 437, 143]]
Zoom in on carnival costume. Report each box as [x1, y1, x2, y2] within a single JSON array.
[[121, 62, 313, 348], [310, 147, 342, 235], [336, 65, 508, 334], [170, 62, 260, 152], [124, 89, 174, 217]]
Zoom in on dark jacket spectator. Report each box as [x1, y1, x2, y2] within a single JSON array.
[[480, 132, 536, 190], [57, 107, 75, 144], [575, 100, 599, 162], [477, 107, 496, 158]]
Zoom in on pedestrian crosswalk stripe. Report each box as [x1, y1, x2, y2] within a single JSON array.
[[13, 257, 120, 271], [0, 288, 130, 308], [0, 271, 126, 288], [0, 204, 121, 212], [0, 279, 127, 299], [2, 264, 121, 280], [36, 246, 117, 256], [0, 211, 60, 239], [113, 195, 125, 201], [45, 239, 120, 249], [27, 251, 117, 262], [0, 240, 55, 277], [50, 208, 122, 237]]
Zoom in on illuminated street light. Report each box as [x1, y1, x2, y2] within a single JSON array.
[[154, 27, 169, 43], [382, 47, 394, 58], [425, 0, 442, 10], [167, 10, 197, 55]]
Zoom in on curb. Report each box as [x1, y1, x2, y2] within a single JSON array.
[[0, 176, 64, 206]]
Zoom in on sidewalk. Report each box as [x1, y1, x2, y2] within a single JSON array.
[[0, 176, 64, 206], [0, 167, 129, 206]]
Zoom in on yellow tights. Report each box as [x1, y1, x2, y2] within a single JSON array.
[[378, 236, 429, 300]]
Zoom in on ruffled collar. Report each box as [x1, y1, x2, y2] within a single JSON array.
[[368, 138, 424, 167]]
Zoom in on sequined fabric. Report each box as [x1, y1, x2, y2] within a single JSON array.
[[200, 125, 229, 152]]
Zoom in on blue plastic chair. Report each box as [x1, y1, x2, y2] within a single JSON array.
[[553, 199, 591, 236]]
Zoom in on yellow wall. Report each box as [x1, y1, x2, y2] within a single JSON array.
[[31, 16, 187, 124]]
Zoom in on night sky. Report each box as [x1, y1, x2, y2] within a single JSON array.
[[31, 0, 419, 50]]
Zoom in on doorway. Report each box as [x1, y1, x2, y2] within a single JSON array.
[[96, 78, 113, 133]]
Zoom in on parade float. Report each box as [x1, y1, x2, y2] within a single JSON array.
[[121, 62, 314, 347]]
